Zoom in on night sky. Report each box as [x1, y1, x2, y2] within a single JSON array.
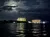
[[0, 0, 49, 21]]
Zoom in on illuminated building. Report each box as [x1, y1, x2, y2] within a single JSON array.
[[31, 19, 41, 37], [16, 17, 27, 37]]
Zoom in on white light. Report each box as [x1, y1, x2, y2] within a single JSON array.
[[43, 21, 46, 24], [28, 21, 31, 23], [13, 22, 15, 23]]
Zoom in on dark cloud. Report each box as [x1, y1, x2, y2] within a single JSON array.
[[0, 0, 49, 20]]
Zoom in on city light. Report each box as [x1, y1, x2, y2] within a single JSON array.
[[28, 21, 31, 23], [32, 19, 41, 23], [42, 21, 46, 24], [17, 18, 26, 21]]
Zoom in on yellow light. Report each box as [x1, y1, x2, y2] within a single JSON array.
[[32, 19, 41, 23], [17, 18, 26, 21]]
